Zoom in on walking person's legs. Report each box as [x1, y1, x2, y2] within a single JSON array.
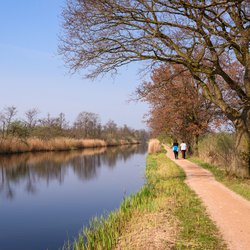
[[181, 150, 186, 159], [174, 151, 178, 159]]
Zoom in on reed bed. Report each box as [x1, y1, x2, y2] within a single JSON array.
[[0, 137, 138, 154], [147, 138, 162, 154]]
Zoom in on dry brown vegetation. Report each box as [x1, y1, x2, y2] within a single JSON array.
[[197, 133, 235, 174], [115, 206, 178, 250], [0, 137, 139, 154], [148, 139, 162, 154]]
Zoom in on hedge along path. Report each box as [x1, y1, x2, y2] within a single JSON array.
[[165, 146, 250, 250]]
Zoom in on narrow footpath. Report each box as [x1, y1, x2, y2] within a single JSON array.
[[165, 146, 250, 250]]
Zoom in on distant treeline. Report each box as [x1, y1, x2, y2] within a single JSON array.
[[0, 106, 149, 142]]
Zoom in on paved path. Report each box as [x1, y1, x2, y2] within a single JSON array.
[[165, 146, 250, 250]]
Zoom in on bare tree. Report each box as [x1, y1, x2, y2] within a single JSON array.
[[60, 0, 250, 177], [0, 112, 6, 137], [56, 112, 69, 130], [38, 113, 60, 127], [103, 120, 118, 139], [24, 108, 39, 128], [3, 106, 18, 135], [4, 106, 17, 125], [74, 112, 101, 138]]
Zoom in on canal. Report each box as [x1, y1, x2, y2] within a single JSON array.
[[0, 144, 147, 250]]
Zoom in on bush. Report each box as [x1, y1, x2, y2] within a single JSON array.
[[8, 121, 29, 138]]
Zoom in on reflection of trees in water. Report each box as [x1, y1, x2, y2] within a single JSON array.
[[0, 144, 146, 200], [102, 144, 147, 168], [71, 154, 102, 180]]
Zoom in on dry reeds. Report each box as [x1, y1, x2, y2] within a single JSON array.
[[0, 137, 139, 154], [198, 133, 235, 172], [148, 139, 162, 154]]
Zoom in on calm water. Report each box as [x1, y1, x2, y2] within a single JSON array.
[[0, 145, 147, 250]]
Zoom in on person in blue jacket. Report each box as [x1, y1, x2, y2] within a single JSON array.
[[172, 141, 179, 159]]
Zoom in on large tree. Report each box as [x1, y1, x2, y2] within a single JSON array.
[[137, 64, 222, 153], [60, 0, 250, 177]]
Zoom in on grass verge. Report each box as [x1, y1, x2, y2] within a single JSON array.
[[63, 152, 226, 250], [190, 157, 250, 201]]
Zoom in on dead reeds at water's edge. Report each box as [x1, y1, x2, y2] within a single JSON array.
[[0, 137, 139, 154]]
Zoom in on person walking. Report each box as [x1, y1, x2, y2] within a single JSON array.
[[180, 141, 187, 159], [172, 141, 179, 159]]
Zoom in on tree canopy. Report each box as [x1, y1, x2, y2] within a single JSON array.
[[60, 0, 250, 177], [136, 64, 225, 150], [61, 0, 249, 124]]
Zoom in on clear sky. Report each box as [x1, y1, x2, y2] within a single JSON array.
[[0, 0, 149, 129]]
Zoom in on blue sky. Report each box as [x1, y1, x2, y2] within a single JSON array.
[[0, 0, 149, 129]]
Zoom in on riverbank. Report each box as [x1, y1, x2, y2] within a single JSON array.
[[63, 151, 225, 249], [0, 137, 139, 154]]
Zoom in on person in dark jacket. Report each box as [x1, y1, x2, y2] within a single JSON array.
[[172, 141, 179, 159]]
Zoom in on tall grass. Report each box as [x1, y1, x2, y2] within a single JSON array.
[[62, 187, 153, 250], [62, 152, 225, 250], [148, 138, 162, 154], [0, 137, 139, 154], [198, 133, 235, 173], [190, 157, 250, 201]]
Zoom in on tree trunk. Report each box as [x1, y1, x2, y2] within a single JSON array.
[[233, 119, 250, 178]]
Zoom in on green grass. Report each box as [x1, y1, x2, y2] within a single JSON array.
[[157, 156, 225, 249], [190, 157, 250, 201], [62, 152, 226, 250]]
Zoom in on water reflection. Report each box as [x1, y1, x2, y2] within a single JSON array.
[[0, 144, 147, 200]]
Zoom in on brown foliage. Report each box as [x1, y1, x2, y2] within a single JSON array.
[[137, 64, 221, 148]]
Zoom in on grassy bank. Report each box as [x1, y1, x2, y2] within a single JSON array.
[[0, 137, 139, 154], [190, 157, 250, 201], [63, 152, 225, 250]]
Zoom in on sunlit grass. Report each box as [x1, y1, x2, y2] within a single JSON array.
[[190, 157, 250, 201], [62, 152, 226, 250]]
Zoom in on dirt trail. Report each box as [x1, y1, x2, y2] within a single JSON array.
[[165, 146, 250, 250]]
